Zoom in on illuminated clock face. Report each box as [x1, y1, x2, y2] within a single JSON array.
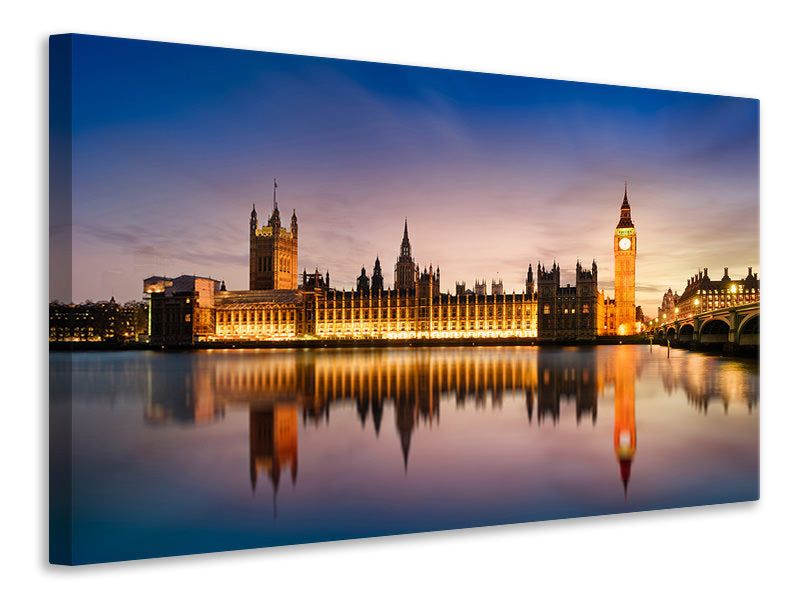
[[618, 237, 632, 251]]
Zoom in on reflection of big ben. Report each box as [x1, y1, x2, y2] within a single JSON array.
[[614, 184, 637, 335], [613, 346, 637, 497]]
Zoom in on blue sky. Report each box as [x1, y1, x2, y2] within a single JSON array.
[[61, 34, 759, 314]]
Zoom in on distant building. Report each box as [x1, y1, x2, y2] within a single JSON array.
[[144, 275, 221, 344], [659, 288, 680, 316], [672, 266, 759, 320], [49, 297, 148, 342]]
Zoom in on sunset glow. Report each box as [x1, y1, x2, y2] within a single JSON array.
[[61, 35, 758, 316]]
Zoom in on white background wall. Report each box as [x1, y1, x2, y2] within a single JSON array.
[[2, 1, 797, 597]]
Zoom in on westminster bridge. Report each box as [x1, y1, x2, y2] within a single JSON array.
[[650, 301, 759, 348]]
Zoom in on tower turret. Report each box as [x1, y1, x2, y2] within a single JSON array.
[[357, 266, 370, 294], [268, 178, 280, 228], [526, 263, 535, 295], [250, 204, 258, 235], [617, 182, 633, 228], [394, 220, 417, 292], [371, 257, 384, 294], [249, 179, 298, 291]]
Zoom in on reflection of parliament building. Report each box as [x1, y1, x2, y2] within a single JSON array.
[[153, 350, 609, 485], [141, 347, 758, 501], [144, 186, 644, 344]]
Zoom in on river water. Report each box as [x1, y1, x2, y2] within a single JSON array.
[[49, 345, 759, 564]]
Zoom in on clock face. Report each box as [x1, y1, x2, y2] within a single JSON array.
[[618, 237, 632, 251]]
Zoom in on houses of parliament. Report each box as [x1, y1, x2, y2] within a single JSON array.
[[144, 185, 643, 344]]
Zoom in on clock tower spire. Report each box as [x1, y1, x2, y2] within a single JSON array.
[[613, 184, 637, 335]]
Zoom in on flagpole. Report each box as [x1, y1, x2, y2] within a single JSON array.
[[273, 178, 277, 211]]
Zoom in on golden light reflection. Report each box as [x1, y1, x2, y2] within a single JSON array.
[[139, 347, 758, 510]]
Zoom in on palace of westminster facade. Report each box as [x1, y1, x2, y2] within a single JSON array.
[[145, 187, 642, 344]]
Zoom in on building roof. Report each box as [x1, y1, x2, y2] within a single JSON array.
[[616, 186, 634, 228], [215, 290, 304, 306], [677, 268, 759, 305]]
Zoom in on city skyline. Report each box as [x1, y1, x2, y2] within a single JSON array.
[[62, 35, 759, 312]]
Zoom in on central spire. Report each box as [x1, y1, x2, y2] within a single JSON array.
[[400, 219, 411, 257], [617, 183, 633, 228]]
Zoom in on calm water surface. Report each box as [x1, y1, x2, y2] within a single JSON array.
[[50, 345, 759, 564]]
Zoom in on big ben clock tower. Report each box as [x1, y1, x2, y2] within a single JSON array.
[[614, 184, 637, 335]]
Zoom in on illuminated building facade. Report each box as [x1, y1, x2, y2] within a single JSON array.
[[673, 266, 760, 320], [145, 189, 651, 344], [49, 298, 148, 342], [308, 286, 536, 340], [658, 288, 680, 319], [144, 275, 221, 345], [146, 218, 538, 342]]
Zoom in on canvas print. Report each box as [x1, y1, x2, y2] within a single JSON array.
[[49, 34, 759, 565]]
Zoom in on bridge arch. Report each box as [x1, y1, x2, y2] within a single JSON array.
[[699, 318, 730, 344], [666, 327, 676, 342], [737, 314, 759, 346], [678, 323, 694, 343]]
